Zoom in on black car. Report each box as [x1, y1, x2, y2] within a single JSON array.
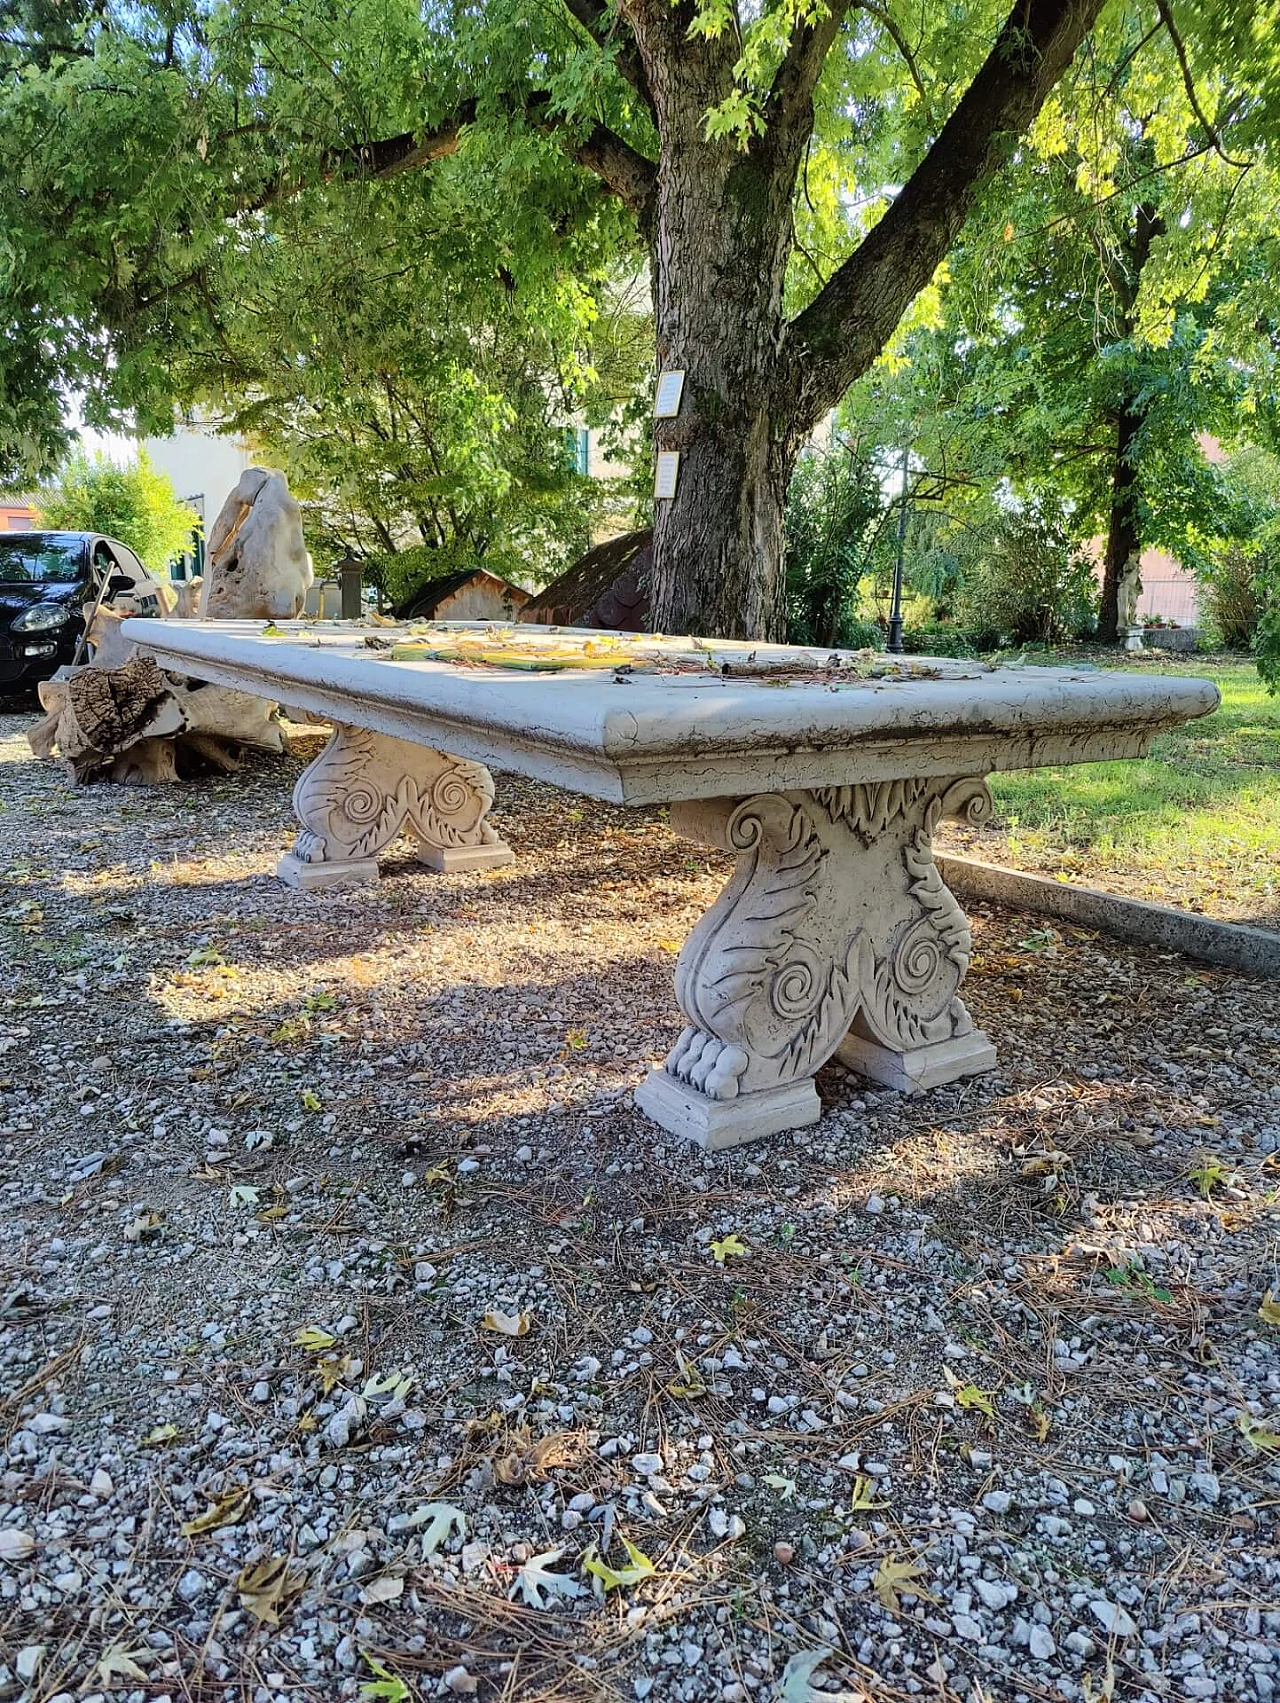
[[0, 531, 168, 689]]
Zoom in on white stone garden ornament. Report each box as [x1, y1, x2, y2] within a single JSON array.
[[124, 619, 1218, 1149]]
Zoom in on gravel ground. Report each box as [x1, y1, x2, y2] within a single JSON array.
[[0, 709, 1277, 1703]]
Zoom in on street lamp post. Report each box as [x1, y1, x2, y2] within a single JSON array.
[[886, 446, 909, 655]]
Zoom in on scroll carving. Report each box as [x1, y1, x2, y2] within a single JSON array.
[[286, 723, 510, 872], [659, 775, 993, 1102]]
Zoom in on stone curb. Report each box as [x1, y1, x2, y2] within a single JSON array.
[[938, 854, 1280, 980]]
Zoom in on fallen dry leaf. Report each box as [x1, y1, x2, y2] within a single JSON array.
[[872, 1553, 934, 1613], [481, 1308, 531, 1337], [181, 1487, 252, 1537], [236, 1555, 306, 1625]]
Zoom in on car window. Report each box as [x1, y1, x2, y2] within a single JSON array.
[[113, 545, 146, 582], [92, 541, 119, 575], [0, 536, 86, 583]]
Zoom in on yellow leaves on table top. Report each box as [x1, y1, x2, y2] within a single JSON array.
[[481, 1308, 532, 1337], [181, 1487, 252, 1538]]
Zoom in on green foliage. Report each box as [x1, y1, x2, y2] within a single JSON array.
[[33, 450, 198, 569], [843, 2, 1280, 618], [955, 501, 1098, 646], [784, 443, 884, 647]]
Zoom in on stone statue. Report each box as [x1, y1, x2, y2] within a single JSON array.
[[202, 467, 313, 620], [1117, 551, 1145, 652]]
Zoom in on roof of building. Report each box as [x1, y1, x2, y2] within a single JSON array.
[[520, 529, 652, 630], [402, 567, 531, 619]]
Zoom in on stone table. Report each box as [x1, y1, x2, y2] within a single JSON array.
[[123, 619, 1219, 1148]]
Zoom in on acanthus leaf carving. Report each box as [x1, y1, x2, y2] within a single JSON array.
[[288, 723, 507, 869], [659, 775, 993, 1103]]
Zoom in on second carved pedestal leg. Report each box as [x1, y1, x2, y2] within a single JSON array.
[[634, 776, 997, 1148], [276, 723, 514, 890]]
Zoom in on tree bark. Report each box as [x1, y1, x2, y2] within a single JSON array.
[[635, 3, 827, 637], [1098, 404, 1143, 644], [1096, 199, 1161, 645], [630, 0, 1106, 638]]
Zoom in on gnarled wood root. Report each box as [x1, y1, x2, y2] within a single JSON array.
[[28, 613, 286, 786]]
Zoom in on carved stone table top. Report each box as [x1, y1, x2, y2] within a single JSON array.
[[124, 620, 1218, 805]]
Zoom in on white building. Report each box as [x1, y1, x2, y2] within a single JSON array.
[[140, 422, 256, 576]]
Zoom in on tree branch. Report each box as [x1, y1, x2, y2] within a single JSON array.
[[1153, 0, 1250, 169], [252, 93, 656, 230], [857, 0, 928, 104], [559, 0, 654, 114], [765, 0, 856, 131], [786, 0, 1108, 432], [569, 122, 659, 230], [318, 104, 479, 183]]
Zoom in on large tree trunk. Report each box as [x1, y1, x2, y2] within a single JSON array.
[[1098, 403, 1143, 644], [643, 24, 804, 640], [1096, 199, 1160, 646]]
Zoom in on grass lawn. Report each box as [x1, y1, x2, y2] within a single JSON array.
[[940, 653, 1280, 927]]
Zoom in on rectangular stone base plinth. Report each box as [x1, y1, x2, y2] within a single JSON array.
[[633, 1069, 821, 1151], [276, 851, 381, 891], [417, 842, 515, 873], [836, 1029, 996, 1094]]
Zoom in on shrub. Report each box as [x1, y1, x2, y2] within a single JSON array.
[[900, 624, 996, 658], [956, 501, 1097, 645], [34, 449, 199, 570], [785, 444, 884, 647], [1198, 547, 1264, 650]]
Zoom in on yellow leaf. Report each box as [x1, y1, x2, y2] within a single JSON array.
[[296, 1414, 318, 1433], [95, 1647, 150, 1683], [955, 1383, 996, 1419], [1029, 1404, 1052, 1443], [1237, 1413, 1280, 1451], [582, 1533, 656, 1592], [667, 1380, 707, 1399], [236, 1555, 306, 1625], [313, 1354, 353, 1395], [710, 1233, 748, 1263], [481, 1309, 531, 1337], [848, 1475, 886, 1511], [873, 1554, 934, 1613], [293, 1326, 337, 1352], [300, 1088, 323, 1112], [1258, 1292, 1280, 1327], [142, 1423, 179, 1446], [181, 1488, 252, 1537]]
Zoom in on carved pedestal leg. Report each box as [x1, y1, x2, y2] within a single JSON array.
[[276, 723, 514, 890], [633, 777, 997, 1149]]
